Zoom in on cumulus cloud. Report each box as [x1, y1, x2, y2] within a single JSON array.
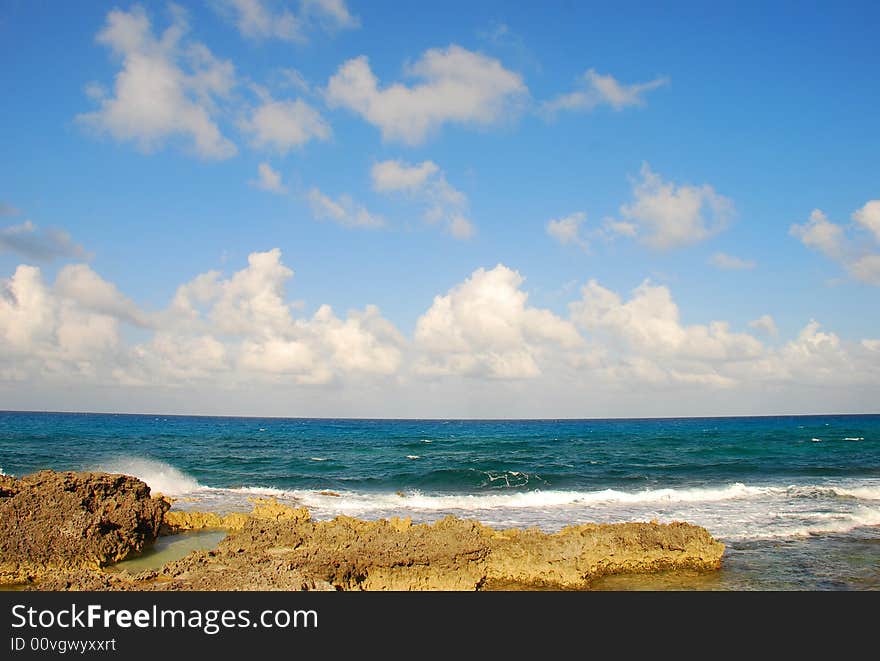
[[615, 163, 734, 250], [250, 162, 288, 194], [1, 256, 878, 411], [307, 188, 385, 228], [749, 314, 778, 337], [853, 200, 880, 243], [241, 96, 331, 153], [0, 264, 144, 378], [543, 68, 668, 116], [217, 0, 358, 42], [790, 209, 846, 260], [77, 6, 237, 159], [414, 264, 582, 379], [546, 212, 589, 250], [709, 252, 756, 270], [152, 249, 404, 385], [55, 264, 150, 328], [371, 160, 474, 239], [790, 205, 880, 286], [325, 45, 527, 144], [371, 160, 439, 192], [302, 0, 359, 29], [570, 279, 764, 365], [218, 0, 304, 41], [0, 221, 91, 262]]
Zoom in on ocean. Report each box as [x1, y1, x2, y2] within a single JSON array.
[[1, 411, 878, 590]]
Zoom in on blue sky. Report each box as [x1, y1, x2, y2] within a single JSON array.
[[1, 1, 878, 417]]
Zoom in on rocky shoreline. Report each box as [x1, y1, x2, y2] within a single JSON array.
[[1, 470, 725, 591]]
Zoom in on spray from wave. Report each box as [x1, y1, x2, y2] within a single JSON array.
[[96, 458, 202, 496]]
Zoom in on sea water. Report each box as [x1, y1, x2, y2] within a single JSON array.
[[1, 411, 878, 589]]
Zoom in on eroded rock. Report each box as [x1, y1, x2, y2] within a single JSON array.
[[0, 470, 169, 582]]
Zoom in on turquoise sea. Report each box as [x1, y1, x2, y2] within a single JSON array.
[[1, 411, 878, 590]]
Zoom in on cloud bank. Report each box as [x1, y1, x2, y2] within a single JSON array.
[[2, 252, 878, 416]]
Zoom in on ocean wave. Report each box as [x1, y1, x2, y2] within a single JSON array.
[[94, 458, 202, 495], [87, 459, 880, 542], [739, 507, 880, 540], [286, 482, 775, 512], [828, 485, 880, 500]]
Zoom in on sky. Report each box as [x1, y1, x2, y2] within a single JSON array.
[[1, 0, 879, 418]]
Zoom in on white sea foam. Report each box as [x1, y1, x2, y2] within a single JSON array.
[[309, 457, 329, 462], [90, 458, 880, 542], [95, 458, 202, 496], [843, 437, 865, 441], [829, 485, 880, 500], [739, 507, 880, 541]]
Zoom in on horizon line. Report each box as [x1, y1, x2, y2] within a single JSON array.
[[1, 408, 878, 423]]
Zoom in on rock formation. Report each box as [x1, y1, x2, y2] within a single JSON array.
[[0, 470, 169, 582], [1, 471, 725, 590]]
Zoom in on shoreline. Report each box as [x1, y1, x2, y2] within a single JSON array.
[[1, 470, 724, 591]]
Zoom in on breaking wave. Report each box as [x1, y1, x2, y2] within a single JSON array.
[[91, 458, 880, 541]]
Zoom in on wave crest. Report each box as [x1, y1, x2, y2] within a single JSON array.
[[96, 458, 202, 496]]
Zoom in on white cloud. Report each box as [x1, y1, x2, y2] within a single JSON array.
[[849, 254, 880, 286], [709, 252, 756, 270], [543, 68, 668, 116], [617, 163, 734, 250], [241, 97, 331, 153], [250, 162, 288, 194], [141, 249, 403, 385], [0, 264, 143, 377], [55, 264, 150, 328], [77, 6, 237, 159], [307, 188, 385, 228], [1, 256, 878, 413], [302, 0, 359, 29], [218, 0, 358, 42], [0, 221, 91, 262], [371, 160, 439, 192], [749, 314, 778, 337], [371, 159, 474, 239], [414, 264, 583, 379], [447, 215, 475, 240], [546, 212, 589, 250], [570, 279, 764, 364], [603, 220, 638, 238], [790, 206, 880, 286], [278, 68, 311, 93], [853, 200, 880, 243], [789, 209, 846, 260], [220, 0, 304, 41], [325, 45, 527, 144]]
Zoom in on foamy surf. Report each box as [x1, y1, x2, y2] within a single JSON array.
[[95, 458, 201, 495], [91, 458, 880, 542]]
